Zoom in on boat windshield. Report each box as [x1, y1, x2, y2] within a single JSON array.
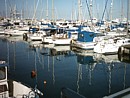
[[0, 67, 6, 80]]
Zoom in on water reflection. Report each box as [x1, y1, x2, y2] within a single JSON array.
[[0, 36, 130, 98], [73, 49, 130, 97], [76, 53, 97, 93]]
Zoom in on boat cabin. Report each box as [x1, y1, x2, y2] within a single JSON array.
[[77, 31, 96, 42]]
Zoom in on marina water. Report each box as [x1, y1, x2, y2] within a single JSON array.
[[0, 36, 130, 98]]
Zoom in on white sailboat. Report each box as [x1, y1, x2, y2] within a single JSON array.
[[4, 28, 29, 36], [42, 32, 77, 45], [94, 37, 130, 54], [29, 30, 46, 41]]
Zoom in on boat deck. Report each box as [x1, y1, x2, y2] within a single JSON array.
[[103, 87, 130, 98]]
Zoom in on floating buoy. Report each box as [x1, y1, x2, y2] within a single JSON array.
[[31, 70, 36, 78], [44, 80, 47, 84]]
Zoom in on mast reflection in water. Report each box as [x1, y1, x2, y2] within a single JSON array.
[[0, 36, 130, 98]]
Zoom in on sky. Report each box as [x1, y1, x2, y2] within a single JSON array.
[[0, 0, 129, 21]]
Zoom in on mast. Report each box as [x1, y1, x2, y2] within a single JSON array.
[[52, 0, 54, 23], [5, 0, 7, 18], [71, 0, 74, 21], [121, 0, 123, 21], [46, 0, 48, 20], [127, 0, 129, 34], [31, 0, 40, 24], [110, 0, 113, 21], [90, 0, 93, 19], [78, 0, 82, 23]]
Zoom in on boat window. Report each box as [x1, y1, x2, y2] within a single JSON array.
[[89, 33, 94, 37], [63, 23, 67, 25], [0, 85, 8, 93], [79, 34, 84, 38], [0, 67, 6, 80]]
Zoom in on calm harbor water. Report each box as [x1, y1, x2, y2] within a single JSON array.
[[0, 36, 130, 98]]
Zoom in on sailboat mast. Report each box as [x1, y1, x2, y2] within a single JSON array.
[[5, 0, 7, 18], [127, 0, 129, 34], [78, 0, 82, 23], [110, 0, 113, 21], [121, 0, 123, 21], [52, 0, 54, 23], [71, 0, 74, 21], [90, 0, 93, 19], [46, 0, 48, 20]]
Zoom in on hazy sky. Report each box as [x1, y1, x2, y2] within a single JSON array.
[[0, 0, 128, 20]]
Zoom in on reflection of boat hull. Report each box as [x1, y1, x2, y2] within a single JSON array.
[[71, 46, 94, 56], [77, 55, 95, 64], [53, 45, 70, 51], [49, 45, 71, 56], [28, 41, 43, 48], [6, 36, 24, 42], [94, 53, 119, 63]]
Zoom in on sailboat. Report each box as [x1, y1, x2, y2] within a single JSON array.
[[94, 37, 130, 54], [71, 30, 97, 50]]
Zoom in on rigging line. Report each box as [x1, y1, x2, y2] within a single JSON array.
[[85, 0, 93, 23], [101, 0, 108, 21], [98, 0, 108, 31], [31, 0, 40, 23], [85, 0, 96, 31], [40, 0, 44, 20]]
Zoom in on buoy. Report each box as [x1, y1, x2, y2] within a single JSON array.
[[44, 80, 47, 84], [31, 70, 36, 78]]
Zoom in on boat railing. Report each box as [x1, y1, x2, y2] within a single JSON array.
[[61, 87, 86, 98]]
